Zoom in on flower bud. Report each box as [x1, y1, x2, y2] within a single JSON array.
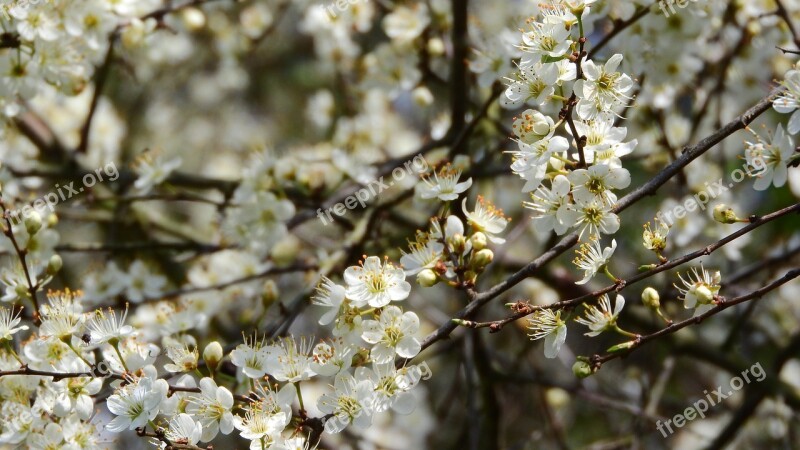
[[416, 269, 438, 287], [470, 232, 488, 251], [47, 254, 63, 275], [641, 287, 660, 309], [412, 86, 434, 107], [463, 270, 478, 284], [24, 211, 42, 236], [262, 280, 278, 307], [572, 360, 593, 378], [181, 7, 206, 30], [712, 204, 739, 224], [271, 234, 299, 266], [203, 341, 223, 372], [427, 37, 445, 56], [471, 249, 494, 269], [449, 233, 466, 255]]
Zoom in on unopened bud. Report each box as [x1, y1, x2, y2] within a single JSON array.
[[572, 360, 593, 378], [416, 269, 438, 287], [24, 211, 42, 235], [463, 270, 478, 283], [203, 341, 223, 372], [471, 249, 494, 269], [181, 7, 206, 30], [262, 280, 278, 307], [712, 204, 739, 224], [449, 233, 466, 255], [47, 254, 63, 275], [412, 86, 433, 107], [427, 37, 445, 56], [641, 287, 660, 309], [470, 232, 488, 251]]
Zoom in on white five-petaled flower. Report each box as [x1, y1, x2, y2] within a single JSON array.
[[643, 218, 670, 253], [570, 116, 631, 162], [361, 306, 421, 364], [559, 198, 621, 239], [164, 414, 203, 447], [344, 256, 411, 308], [85, 304, 133, 346], [312, 276, 347, 326], [0, 306, 28, 341], [520, 21, 572, 58], [310, 338, 355, 377], [265, 336, 315, 383], [417, 163, 473, 201], [774, 69, 800, 134], [527, 309, 567, 359], [39, 289, 84, 341], [574, 54, 634, 120], [567, 164, 631, 206], [187, 377, 235, 442], [462, 196, 509, 244], [317, 371, 375, 433], [400, 233, 444, 276], [575, 294, 625, 336], [232, 401, 288, 443], [133, 152, 182, 194], [524, 174, 573, 235], [573, 238, 617, 285], [230, 333, 270, 379], [744, 124, 794, 191], [501, 60, 558, 108], [675, 265, 721, 316], [52, 361, 103, 420], [510, 136, 570, 192], [106, 367, 169, 432], [164, 341, 199, 373], [357, 363, 419, 414]]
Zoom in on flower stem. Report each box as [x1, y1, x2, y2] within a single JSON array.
[[111, 341, 130, 373], [613, 325, 638, 338], [295, 382, 305, 411], [3, 341, 24, 366], [603, 266, 619, 282]]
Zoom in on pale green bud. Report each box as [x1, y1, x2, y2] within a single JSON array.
[[24, 211, 42, 236], [470, 232, 488, 251], [416, 269, 439, 287], [641, 287, 660, 309], [712, 204, 739, 224], [572, 360, 593, 378], [47, 254, 63, 275], [203, 341, 223, 372], [471, 249, 494, 269]]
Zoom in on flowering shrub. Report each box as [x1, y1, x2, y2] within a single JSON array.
[[1, 0, 800, 449]]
